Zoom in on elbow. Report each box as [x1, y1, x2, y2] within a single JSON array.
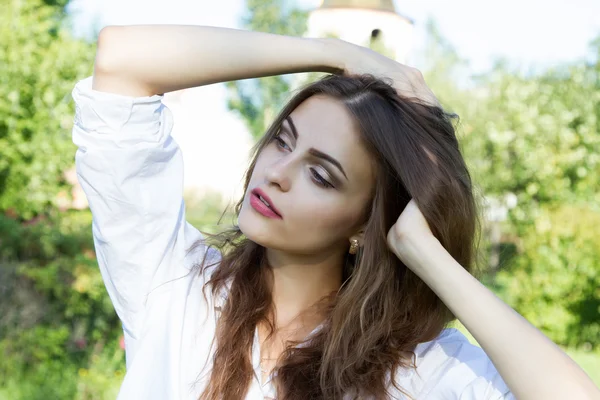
[[94, 25, 127, 76], [92, 25, 155, 96]]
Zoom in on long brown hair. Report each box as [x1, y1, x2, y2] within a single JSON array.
[[191, 74, 479, 399]]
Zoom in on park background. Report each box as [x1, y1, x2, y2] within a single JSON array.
[[1, 0, 599, 398]]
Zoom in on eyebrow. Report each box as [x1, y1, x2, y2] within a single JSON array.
[[284, 116, 348, 181]]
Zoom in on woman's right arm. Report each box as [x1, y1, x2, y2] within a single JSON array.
[[75, 26, 439, 361], [73, 26, 345, 350], [93, 25, 343, 96]]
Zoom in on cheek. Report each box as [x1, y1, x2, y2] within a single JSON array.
[[312, 204, 356, 231], [289, 193, 364, 242]]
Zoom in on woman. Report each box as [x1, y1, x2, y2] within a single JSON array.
[[71, 25, 599, 399]]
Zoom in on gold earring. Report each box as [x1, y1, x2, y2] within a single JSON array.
[[349, 239, 359, 255]]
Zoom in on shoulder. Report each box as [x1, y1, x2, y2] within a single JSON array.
[[72, 76, 168, 141], [391, 328, 514, 400]]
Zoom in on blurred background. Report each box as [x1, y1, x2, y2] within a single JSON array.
[[0, 0, 599, 398]]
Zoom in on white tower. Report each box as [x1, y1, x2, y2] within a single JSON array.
[[308, 0, 414, 63]]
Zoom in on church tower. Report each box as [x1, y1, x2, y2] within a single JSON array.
[[308, 0, 414, 63]]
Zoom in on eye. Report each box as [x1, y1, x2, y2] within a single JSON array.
[[273, 136, 291, 151], [310, 168, 334, 188]]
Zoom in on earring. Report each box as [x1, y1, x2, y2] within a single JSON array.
[[349, 239, 359, 255]]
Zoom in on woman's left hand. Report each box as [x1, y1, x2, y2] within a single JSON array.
[[387, 199, 437, 271], [322, 37, 440, 107]]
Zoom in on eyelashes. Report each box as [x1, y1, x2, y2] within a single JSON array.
[[309, 167, 333, 188], [272, 136, 334, 189], [273, 136, 290, 151]]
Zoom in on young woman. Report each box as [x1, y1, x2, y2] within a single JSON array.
[[71, 25, 599, 400]]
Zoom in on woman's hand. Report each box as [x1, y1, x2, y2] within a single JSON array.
[[386, 206, 600, 400], [323, 37, 440, 107], [386, 199, 438, 272]]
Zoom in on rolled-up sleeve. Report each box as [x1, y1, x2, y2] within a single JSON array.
[[71, 76, 205, 337], [401, 329, 515, 400], [459, 373, 515, 400]]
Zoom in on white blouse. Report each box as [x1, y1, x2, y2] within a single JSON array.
[[71, 76, 514, 400]]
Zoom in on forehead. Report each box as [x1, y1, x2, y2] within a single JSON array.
[[286, 95, 375, 189]]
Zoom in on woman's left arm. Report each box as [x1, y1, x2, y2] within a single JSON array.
[[331, 38, 600, 398], [387, 200, 600, 400]]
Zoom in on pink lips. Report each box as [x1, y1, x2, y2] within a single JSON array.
[[250, 188, 282, 219]]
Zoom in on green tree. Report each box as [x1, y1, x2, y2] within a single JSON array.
[[417, 21, 600, 348], [0, 1, 127, 398], [494, 205, 600, 347], [0, 211, 125, 399], [0, 0, 94, 220], [226, 0, 308, 140], [453, 36, 600, 347], [461, 62, 600, 214], [471, 49, 600, 348]]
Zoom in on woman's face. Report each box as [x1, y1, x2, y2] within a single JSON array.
[[239, 95, 376, 256]]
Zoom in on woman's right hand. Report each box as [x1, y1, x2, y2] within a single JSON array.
[[321, 37, 440, 107]]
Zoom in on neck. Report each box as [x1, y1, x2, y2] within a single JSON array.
[[264, 247, 345, 330]]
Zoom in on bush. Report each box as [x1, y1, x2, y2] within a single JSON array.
[[0, 210, 125, 400], [495, 205, 600, 348], [0, 191, 232, 399]]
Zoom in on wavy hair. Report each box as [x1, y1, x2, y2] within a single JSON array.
[[192, 74, 479, 399]]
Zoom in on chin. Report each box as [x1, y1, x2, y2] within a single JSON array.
[[238, 201, 278, 249]]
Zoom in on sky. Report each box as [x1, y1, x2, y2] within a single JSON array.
[[66, 0, 600, 196], [69, 0, 600, 72]]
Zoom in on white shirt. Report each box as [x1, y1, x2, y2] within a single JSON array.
[[71, 76, 514, 400]]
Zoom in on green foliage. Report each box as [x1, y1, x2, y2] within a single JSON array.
[[0, 193, 233, 399], [461, 63, 600, 215], [226, 0, 308, 140], [423, 22, 600, 347], [462, 45, 600, 348], [0, 211, 125, 399], [0, 0, 94, 220], [494, 206, 600, 347], [184, 190, 237, 233], [0, 1, 126, 397]]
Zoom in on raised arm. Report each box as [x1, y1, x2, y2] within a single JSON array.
[[73, 26, 345, 355], [77, 25, 440, 368], [388, 200, 600, 400], [93, 25, 343, 97]]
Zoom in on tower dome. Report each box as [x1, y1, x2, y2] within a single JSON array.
[[308, 0, 414, 62], [320, 0, 397, 14]]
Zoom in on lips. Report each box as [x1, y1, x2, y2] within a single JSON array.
[[250, 188, 283, 219]]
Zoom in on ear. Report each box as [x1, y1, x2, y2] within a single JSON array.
[[349, 227, 366, 246]]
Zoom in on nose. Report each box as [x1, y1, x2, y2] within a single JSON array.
[[264, 155, 293, 192]]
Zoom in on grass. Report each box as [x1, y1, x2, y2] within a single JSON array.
[[568, 349, 600, 387], [450, 321, 600, 387]]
